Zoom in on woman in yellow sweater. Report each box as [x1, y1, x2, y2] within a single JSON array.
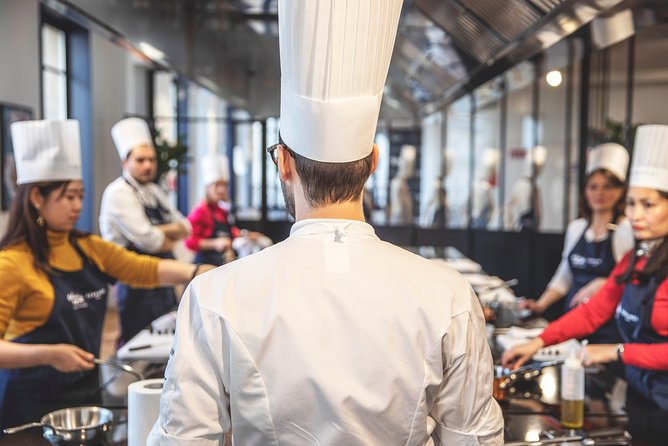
[[0, 120, 212, 428]]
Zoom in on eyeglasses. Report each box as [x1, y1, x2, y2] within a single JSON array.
[[266, 142, 295, 165]]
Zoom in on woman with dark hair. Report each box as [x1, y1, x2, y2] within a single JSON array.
[[503, 125, 668, 444], [521, 143, 633, 343], [0, 120, 212, 429]]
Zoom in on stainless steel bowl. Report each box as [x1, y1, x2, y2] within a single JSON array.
[[4, 406, 113, 446]]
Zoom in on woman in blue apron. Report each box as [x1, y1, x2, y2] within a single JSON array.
[[0, 120, 212, 428], [503, 125, 668, 445], [521, 143, 632, 344]]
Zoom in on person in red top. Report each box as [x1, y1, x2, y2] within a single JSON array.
[[503, 124, 668, 444], [185, 154, 270, 266]]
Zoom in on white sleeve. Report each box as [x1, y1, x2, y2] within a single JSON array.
[[147, 283, 230, 446], [152, 185, 192, 235], [430, 288, 504, 445], [612, 218, 635, 261], [103, 185, 166, 253], [546, 219, 586, 295]]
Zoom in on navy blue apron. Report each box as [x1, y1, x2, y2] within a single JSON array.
[[116, 179, 176, 344], [563, 227, 621, 344], [615, 277, 668, 410], [193, 204, 233, 267], [0, 240, 115, 429]]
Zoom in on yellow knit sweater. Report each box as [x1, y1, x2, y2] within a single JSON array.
[[0, 231, 160, 340]]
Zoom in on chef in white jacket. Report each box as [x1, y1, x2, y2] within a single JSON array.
[[148, 0, 503, 444], [99, 117, 191, 344]]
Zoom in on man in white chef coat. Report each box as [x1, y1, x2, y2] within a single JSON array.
[[100, 117, 191, 344], [148, 0, 503, 444]]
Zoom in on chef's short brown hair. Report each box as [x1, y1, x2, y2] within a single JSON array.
[[292, 150, 374, 207]]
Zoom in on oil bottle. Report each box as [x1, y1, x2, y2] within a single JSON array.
[[560, 350, 584, 429]]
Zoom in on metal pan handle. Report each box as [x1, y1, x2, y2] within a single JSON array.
[[94, 358, 145, 381], [4, 421, 45, 434]]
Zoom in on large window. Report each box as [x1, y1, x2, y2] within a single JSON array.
[[503, 62, 535, 231], [536, 40, 574, 233], [472, 79, 502, 230], [444, 95, 472, 228], [41, 23, 68, 119]]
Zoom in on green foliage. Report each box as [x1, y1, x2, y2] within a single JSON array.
[[153, 129, 188, 181], [603, 119, 639, 150]]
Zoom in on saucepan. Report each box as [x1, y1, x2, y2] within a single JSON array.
[[3, 406, 113, 446]]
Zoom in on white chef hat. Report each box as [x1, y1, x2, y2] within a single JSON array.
[[531, 145, 548, 167], [278, 0, 403, 162], [586, 142, 629, 182], [11, 120, 82, 185], [111, 117, 153, 160], [201, 153, 230, 186], [629, 125, 668, 192]]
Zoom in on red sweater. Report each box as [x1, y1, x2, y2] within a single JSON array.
[[185, 201, 240, 252], [540, 252, 668, 371]]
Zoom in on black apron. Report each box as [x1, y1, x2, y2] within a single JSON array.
[[0, 241, 114, 429], [193, 205, 233, 267], [116, 179, 176, 344], [563, 227, 621, 344], [615, 277, 668, 410]]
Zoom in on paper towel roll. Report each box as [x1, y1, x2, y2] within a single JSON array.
[[128, 378, 163, 446]]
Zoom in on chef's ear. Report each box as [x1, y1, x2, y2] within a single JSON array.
[[370, 144, 379, 175], [29, 186, 45, 210], [277, 146, 294, 183]]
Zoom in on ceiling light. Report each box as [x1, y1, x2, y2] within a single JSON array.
[[138, 42, 165, 61], [546, 70, 563, 87]]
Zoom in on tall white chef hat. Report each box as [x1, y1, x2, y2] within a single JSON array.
[[629, 125, 668, 192], [11, 120, 81, 185], [586, 142, 629, 182], [111, 117, 153, 160], [278, 0, 403, 162], [201, 153, 230, 186]]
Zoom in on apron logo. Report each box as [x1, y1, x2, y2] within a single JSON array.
[[615, 304, 639, 324], [66, 287, 107, 311], [571, 254, 603, 268]]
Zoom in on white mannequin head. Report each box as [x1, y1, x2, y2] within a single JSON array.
[[478, 148, 500, 183], [396, 145, 417, 180]]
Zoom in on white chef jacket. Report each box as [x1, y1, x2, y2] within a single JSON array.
[[148, 219, 503, 446], [546, 217, 634, 295], [99, 172, 191, 253]]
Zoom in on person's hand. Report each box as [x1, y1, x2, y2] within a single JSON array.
[[223, 248, 237, 263], [46, 344, 95, 373], [212, 237, 231, 252], [197, 264, 216, 275], [519, 298, 545, 314], [569, 278, 605, 308], [581, 344, 617, 366], [501, 338, 544, 370]]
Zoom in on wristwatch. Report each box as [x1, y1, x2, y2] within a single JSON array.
[[615, 343, 625, 362]]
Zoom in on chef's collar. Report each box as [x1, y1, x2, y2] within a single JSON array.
[[289, 219, 378, 240]]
